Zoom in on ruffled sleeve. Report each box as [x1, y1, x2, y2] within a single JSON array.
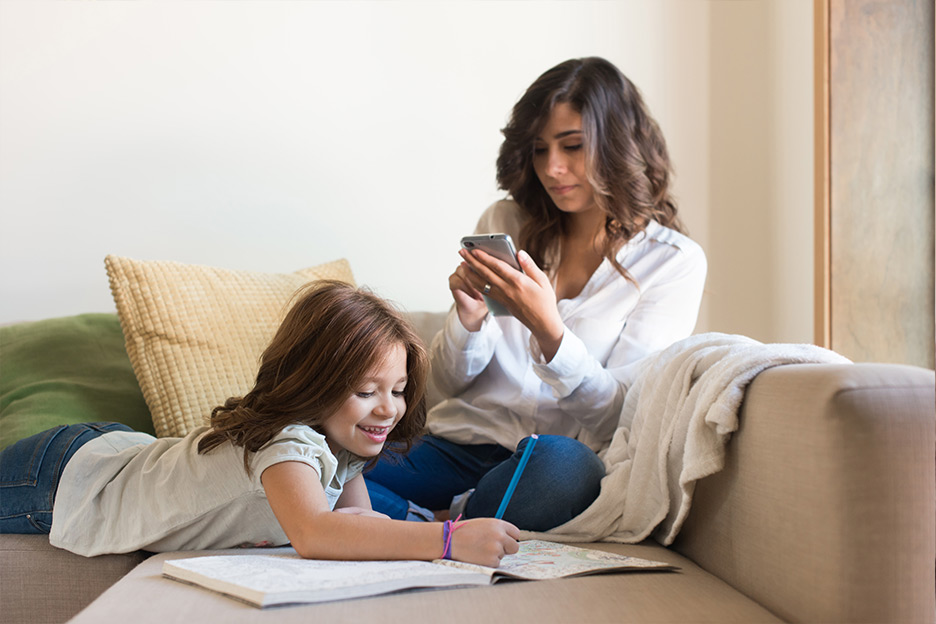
[[251, 425, 339, 490]]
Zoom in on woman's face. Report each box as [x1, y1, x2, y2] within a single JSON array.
[[532, 102, 597, 217]]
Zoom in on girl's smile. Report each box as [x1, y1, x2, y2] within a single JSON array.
[[357, 425, 391, 443]]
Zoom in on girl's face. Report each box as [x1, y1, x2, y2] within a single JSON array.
[[323, 342, 408, 457], [533, 102, 598, 217]]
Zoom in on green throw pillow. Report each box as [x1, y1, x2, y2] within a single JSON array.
[[0, 313, 155, 451]]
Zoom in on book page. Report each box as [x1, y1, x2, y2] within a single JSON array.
[[497, 540, 674, 580], [163, 554, 492, 607], [435, 540, 673, 581], [163, 541, 674, 607]]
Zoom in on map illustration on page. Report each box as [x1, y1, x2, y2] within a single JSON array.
[[162, 540, 675, 608], [437, 539, 675, 581]]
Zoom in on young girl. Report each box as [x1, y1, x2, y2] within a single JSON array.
[[0, 280, 520, 567], [366, 57, 707, 530]]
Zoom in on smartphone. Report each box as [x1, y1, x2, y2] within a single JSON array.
[[460, 233, 523, 316]]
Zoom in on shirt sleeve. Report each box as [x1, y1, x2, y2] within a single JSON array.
[[345, 456, 367, 482], [251, 425, 339, 490], [429, 201, 521, 397], [532, 238, 708, 443], [430, 307, 503, 397]]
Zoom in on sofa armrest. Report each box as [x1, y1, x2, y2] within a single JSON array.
[[672, 363, 935, 623]]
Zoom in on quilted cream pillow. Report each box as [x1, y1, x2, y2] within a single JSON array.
[[105, 255, 355, 438]]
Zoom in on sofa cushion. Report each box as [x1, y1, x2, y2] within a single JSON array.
[[104, 256, 355, 438], [0, 534, 150, 624], [0, 313, 155, 452], [66, 542, 783, 623]]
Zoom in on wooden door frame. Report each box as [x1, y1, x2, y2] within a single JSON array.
[[814, 0, 831, 349]]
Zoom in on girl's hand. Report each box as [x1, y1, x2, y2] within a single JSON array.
[[450, 518, 521, 567], [458, 248, 565, 361], [448, 262, 490, 332]]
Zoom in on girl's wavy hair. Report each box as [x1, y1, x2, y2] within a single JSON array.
[[198, 280, 429, 473], [496, 57, 684, 282]]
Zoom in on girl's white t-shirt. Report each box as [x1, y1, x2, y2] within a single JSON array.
[[49, 424, 364, 557]]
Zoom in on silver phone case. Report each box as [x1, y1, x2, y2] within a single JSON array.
[[460, 233, 522, 316]]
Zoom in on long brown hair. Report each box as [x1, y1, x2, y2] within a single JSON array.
[[198, 280, 428, 472], [496, 57, 684, 281]]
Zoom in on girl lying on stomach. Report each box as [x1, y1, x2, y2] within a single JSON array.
[[0, 280, 519, 567]]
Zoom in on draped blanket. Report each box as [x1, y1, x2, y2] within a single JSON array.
[[522, 332, 851, 545]]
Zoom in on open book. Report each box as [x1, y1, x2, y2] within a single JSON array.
[[162, 540, 675, 608]]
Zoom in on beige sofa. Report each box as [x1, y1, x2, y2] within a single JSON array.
[[2, 308, 934, 624]]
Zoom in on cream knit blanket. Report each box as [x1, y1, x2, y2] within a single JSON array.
[[521, 332, 850, 545]]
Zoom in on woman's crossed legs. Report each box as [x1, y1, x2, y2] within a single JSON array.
[[365, 434, 604, 532]]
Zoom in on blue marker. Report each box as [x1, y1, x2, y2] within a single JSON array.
[[494, 434, 539, 519]]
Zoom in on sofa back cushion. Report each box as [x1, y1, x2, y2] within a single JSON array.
[[105, 255, 355, 439], [0, 313, 155, 452]]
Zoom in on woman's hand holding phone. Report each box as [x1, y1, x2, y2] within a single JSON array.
[[455, 245, 565, 362], [448, 263, 489, 332]]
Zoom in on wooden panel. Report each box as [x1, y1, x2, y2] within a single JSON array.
[[815, 0, 831, 348], [828, 0, 935, 367]]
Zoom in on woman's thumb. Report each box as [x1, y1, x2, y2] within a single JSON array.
[[518, 250, 545, 281]]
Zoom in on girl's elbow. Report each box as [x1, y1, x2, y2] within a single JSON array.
[[291, 532, 336, 560], [283, 514, 335, 559], [293, 542, 324, 560]]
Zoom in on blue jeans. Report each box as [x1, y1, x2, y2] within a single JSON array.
[[365, 434, 604, 532], [0, 422, 134, 534]]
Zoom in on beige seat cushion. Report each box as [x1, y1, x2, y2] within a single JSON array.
[[67, 542, 783, 623], [105, 255, 354, 438], [0, 534, 150, 624]]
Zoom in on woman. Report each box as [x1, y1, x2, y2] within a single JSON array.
[[366, 57, 707, 531]]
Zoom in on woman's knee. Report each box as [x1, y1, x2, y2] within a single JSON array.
[[527, 435, 603, 498], [467, 435, 604, 531]]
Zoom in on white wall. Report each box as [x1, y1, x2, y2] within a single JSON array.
[[703, 0, 816, 342], [0, 0, 814, 344]]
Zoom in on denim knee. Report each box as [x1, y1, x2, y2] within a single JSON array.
[[467, 434, 604, 531], [523, 434, 604, 515], [539, 434, 605, 483]]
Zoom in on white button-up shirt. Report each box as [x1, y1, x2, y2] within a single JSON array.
[[427, 200, 707, 452]]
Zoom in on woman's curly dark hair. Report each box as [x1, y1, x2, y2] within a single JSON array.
[[496, 57, 684, 282]]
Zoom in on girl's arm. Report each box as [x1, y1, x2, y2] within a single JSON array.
[[262, 461, 520, 567], [332, 474, 387, 518]]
